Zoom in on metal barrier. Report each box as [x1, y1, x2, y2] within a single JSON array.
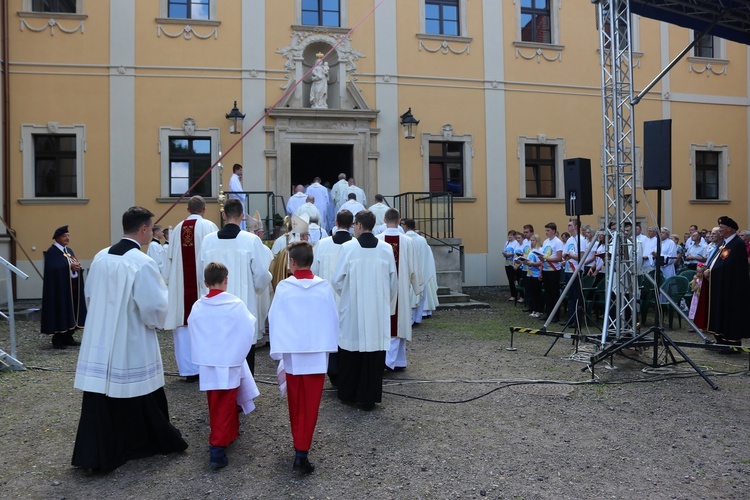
[[224, 191, 286, 242], [389, 192, 453, 239]]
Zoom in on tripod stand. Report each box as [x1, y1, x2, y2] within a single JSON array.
[[586, 190, 717, 389]]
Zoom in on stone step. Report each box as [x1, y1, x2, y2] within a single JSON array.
[[437, 286, 451, 296], [436, 299, 491, 310], [438, 292, 471, 304]]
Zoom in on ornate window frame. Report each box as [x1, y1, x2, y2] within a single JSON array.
[[688, 31, 728, 76], [419, 0, 467, 37], [517, 135, 565, 202], [156, 0, 220, 28], [20, 0, 85, 16], [158, 124, 221, 201], [512, 0, 564, 61], [690, 143, 729, 203], [19, 123, 88, 205], [420, 125, 474, 200]]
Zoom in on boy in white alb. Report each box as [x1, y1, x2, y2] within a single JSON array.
[[188, 262, 260, 470], [269, 241, 339, 474]]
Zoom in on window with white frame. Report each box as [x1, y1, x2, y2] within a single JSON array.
[[515, 0, 560, 45], [160, 0, 216, 20], [301, 0, 340, 27], [31, 0, 76, 13], [690, 144, 728, 201], [518, 136, 565, 199], [20, 124, 86, 203], [419, 0, 467, 37], [421, 128, 473, 199], [692, 32, 725, 59], [159, 125, 220, 199]]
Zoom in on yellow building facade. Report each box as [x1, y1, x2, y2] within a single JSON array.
[[2, 0, 748, 298]]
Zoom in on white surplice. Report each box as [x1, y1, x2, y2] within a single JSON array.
[[268, 275, 339, 375], [285, 191, 307, 216], [256, 243, 274, 332], [188, 291, 260, 414], [295, 202, 322, 225], [377, 229, 423, 341], [305, 182, 330, 230], [368, 202, 389, 226], [332, 237, 397, 352], [405, 230, 439, 312], [74, 244, 168, 398], [201, 230, 272, 344], [147, 239, 169, 282], [331, 179, 350, 212], [347, 185, 366, 205], [311, 234, 348, 307]]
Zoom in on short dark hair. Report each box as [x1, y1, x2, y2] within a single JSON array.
[[375, 194, 384, 203], [347, 192, 357, 200], [233, 163, 242, 173], [163, 228, 170, 238], [288, 241, 314, 267], [384, 208, 400, 223], [187, 195, 206, 214], [355, 210, 376, 231], [336, 209, 353, 229], [152, 224, 162, 235], [223, 198, 243, 218], [403, 219, 416, 231], [523, 224, 534, 233], [204, 262, 228, 287], [545, 222, 557, 232], [122, 206, 154, 234]]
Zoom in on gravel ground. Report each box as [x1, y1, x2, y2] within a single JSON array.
[[1, 287, 750, 499]]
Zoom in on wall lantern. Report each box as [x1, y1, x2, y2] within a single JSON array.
[[225, 101, 246, 134], [400, 108, 420, 139]]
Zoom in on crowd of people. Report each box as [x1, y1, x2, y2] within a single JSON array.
[[45, 179, 439, 476], [502, 217, 750, 349]]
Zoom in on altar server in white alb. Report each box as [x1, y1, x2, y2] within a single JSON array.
[[403, 219, 438, 325], [246, 211, 274, 336], [147, 223, 169, 282], [332, 210, 397, 410], [269, 241, 339, 474], [228, 164, 247, 230], [377, 209, 423, 371], [72, 206, 187, 474], [368, 194, 389, 226], [188, 262, 260, 469], [165, 196, 219, 381], [311, 208, 354, 386], [201, 199, 272, 374], [305, 177, 331, 231]]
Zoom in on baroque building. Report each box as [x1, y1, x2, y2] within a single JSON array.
[[2, 0, 748, 298]]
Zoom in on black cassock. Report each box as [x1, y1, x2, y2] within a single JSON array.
[[708, 235, 749, 341], [40, 245, 87, 334]]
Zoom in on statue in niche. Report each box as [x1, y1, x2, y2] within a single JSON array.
[[309, 52, 329, 109]]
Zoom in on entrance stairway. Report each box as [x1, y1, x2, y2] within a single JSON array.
[[435, 286, 489, 310]]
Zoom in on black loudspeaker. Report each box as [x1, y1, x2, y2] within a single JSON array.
[[563, 157, 593, 216], [643, 119, 672, 190]]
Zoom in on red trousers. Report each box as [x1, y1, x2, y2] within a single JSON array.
[[206, 388, 239, 447], [286, 373, 325, 452]]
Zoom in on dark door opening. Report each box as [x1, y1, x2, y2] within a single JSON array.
[[290, 144, 353, 195]]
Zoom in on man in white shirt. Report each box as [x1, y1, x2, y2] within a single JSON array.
[[563, 219, 587, 323], [228, 164, 247, 230], [296, 195, 322, 223], [286, 185, 307, 215], [540, 222, 564, 322], [656, 227, 678, 278], [641, 226, 659, 274]]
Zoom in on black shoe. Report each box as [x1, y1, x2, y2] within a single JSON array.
[[209, 446, 228, 469], [293, 456, 315, 474], [185, 375, 199, 383], [63, 333, 81, 347], [522, 308, 532, 313], [51, 334, 67, 350], [360, 403, 375, 411]]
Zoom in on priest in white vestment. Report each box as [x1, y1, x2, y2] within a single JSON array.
[[339, 193, 365, 217], [164, 196, 219, 380], [72, 206, 187, 473], [201, 199, 272, 374], [305, 177, 330, 231], [332, 210, 397, 410], [404, 219, 439, 324], [311, 209, 354, 386], [228, 163, 247, 230], [377, 209, 423, 370], [296, 196, 322, 224], [331, 173, 349, 213], [347, 178, 366, 205], [286, 185, 307, 215], [368, 194, 390, 226], [269, 241, 338, 474]]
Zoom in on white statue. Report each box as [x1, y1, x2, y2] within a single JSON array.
[[310, 52, 329, 109]]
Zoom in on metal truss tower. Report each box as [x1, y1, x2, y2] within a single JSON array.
[[597, 0, 638, 340]]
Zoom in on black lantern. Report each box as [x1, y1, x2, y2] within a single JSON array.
[[400, 108, 420, 139], [226, 101, 246, 134]]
